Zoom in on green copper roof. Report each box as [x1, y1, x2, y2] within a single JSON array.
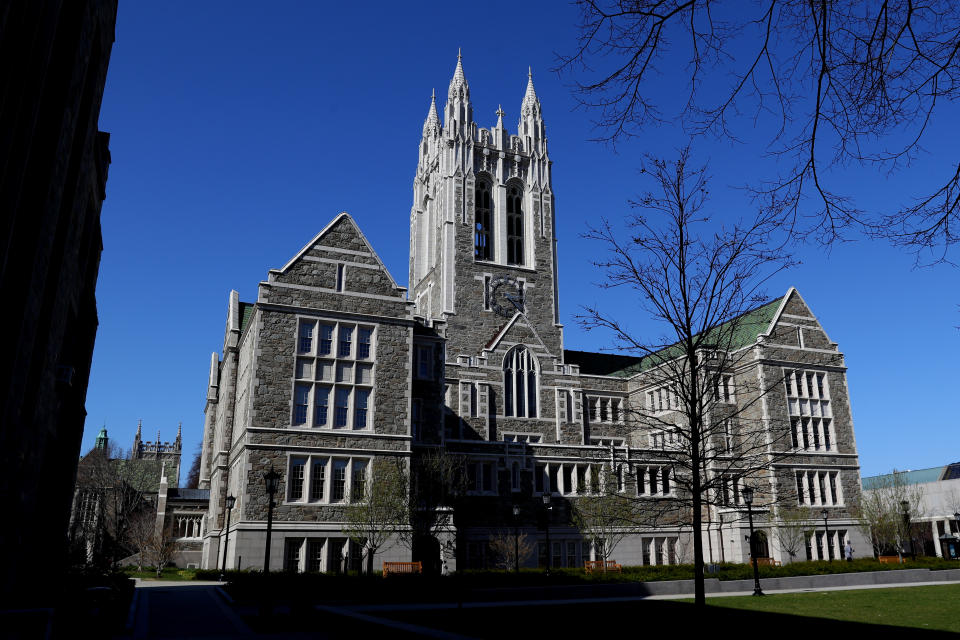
[[239, 302, 255, 334], [862, 466, 949, 489], [563, 296, 784, 379]]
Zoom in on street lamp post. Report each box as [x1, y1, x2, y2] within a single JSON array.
[[512, 504, 521, 572], [821, 508, 831, 561], [900, 499, 912, 560], [742, 487, 763, 596], [219, 495, 236, 581], [263, 467, 280, 573], [542, 494, 553, 576]]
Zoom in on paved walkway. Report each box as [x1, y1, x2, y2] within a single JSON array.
[[127, 581, 251, 640]]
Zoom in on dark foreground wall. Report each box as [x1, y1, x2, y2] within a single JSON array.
[[0, 0, 116, 606]]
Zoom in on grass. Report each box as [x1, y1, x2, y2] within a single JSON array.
[[699, 584, 960, 634], [122, 567, 199, 581], [371, 590, 960, 638]]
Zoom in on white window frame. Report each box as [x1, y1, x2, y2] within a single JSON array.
[[293, 318, 375, 431], [503, 345, 539, 418], [795, 469, 843, 506], [285, 454, 371, 505], [587, 395, 625, 423], [466, 459, 497, 495], [785, 369, 834, 452], [503, 432, 542, 443]]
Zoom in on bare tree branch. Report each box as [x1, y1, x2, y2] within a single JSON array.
[[557, 0, 960, 260]]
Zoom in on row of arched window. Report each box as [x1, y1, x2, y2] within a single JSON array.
[[475, 180, 525, 265]]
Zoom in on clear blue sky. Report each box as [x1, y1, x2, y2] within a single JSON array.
[[83, 2, 959, 480]]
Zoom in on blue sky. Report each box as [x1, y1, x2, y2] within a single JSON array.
[[83, 2, 958, 480]]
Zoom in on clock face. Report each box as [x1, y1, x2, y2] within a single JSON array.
[[489, 276, 525, 317]]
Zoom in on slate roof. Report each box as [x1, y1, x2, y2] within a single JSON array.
[[563, 296, 784, 379]]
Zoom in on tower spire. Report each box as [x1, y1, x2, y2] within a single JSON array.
[[521, 67, 540, 116], [448, 49, 469, 100], [423, 89, 440, 137]]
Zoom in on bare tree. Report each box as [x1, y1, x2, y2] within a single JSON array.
[[184, 443, 202, 489], [406, 449, 468, 563], [559, 1, 960, 262], [488, 531, 536, 570], [342, 459, 410, 574], [772, 505, 814, 563], [71, 443, 160, 568], [125, 510, 156, 572], [570, 475, 639, 566], [144, 524, 182, 578], [854, 469, 926, 558], [580, 148, 794, 605]]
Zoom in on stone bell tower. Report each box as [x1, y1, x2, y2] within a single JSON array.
[[409, 53, 563, 360]]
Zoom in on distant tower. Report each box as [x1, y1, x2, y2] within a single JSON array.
[[409, 53, 562, 359], [132, 420, 183, 487], [94, 426, 108, 452]]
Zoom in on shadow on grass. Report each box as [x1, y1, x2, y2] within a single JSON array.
[[370, 599, 956, 638]]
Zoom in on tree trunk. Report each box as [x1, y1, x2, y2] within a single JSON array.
[[366, 547, 374, 576]]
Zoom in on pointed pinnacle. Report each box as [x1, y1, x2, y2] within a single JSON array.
[[450, 50, 468, 96]]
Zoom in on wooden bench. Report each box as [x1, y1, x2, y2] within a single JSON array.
[[382, 561, 422, 576], [584, 560, 622, 573], [878, 555, 903, 564], [755, 557, 782, 567]]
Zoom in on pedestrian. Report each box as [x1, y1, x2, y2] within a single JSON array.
[[844, 541, 854, 562]]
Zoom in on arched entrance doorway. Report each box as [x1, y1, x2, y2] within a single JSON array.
[[412, 535, 442, 575], [752, 530, 770, 558]]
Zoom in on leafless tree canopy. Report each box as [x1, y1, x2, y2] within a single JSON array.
[[580, 148, 794, 604], [772, 505, 815, 562], [342, 459, 409, 574], [853, 469, 927, 556], [71, 443, 160, 568], [559, 0, 960, 261], [185, 443, 202, 489], [570, 480, 638, 563], [487, 531, 537, 570]]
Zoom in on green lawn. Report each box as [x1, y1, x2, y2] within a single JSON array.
[[122, 567, 199, 581], [700, 584, 960, 634]]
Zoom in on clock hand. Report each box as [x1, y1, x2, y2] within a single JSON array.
[[504, 294, 524, 311]]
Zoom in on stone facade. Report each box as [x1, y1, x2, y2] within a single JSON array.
[[200, 54, 868, 573], [0, 0, 116, 607]]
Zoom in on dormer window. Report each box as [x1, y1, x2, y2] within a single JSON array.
[[475, 181, 493, 260], [506, 184, 524, 265]]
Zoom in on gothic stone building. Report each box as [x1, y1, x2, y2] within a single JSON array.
[[199, 55, 868, 573]]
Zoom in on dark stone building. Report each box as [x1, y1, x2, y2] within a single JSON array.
[[0, 0, 116, 606], [199, 55, 869, 573]]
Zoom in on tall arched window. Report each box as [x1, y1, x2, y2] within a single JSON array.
[[503, 346, 538, 417], [506, 183, 524, 265], [475, 180, 493, 260]]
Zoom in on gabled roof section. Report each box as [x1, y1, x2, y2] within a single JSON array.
[[763, 287, 837, 346], [563, 293, 787, 379], [483, 312, 554, 357], [277, 212, 403, 291]]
